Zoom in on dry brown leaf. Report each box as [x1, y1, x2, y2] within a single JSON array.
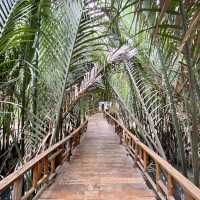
[[179, 8, 200, 52]]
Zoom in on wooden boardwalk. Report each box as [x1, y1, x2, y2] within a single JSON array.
[[39, 113, 155, 200]]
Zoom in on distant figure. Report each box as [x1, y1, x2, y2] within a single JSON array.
[[99, 101, 112, 112], [101, 103, 105, 111]]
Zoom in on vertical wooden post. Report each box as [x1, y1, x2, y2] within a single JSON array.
[[38, 161, 42, 181], [185, 192, 193, 200], [67, 139, 72, 161], [73, 136, 76, 149], [167, 174, 173, 197], [72, 136, 75, 148], [44, 156, 49, 179], [124, 135, 127, 144], [143, 150, 148, 172], [33, 163, 39, 188], [120, 130, 124, 144], [73, 136, 77, 149], [77, 131, 81, 145], [127, 136, 129, 146], [12, 176, 23, 200], [126, 135, 128, 145], [122, 129, 124, 143], [156, 161, 161, 192], [132, 139, 134, 149], [56, 148, 64, 166], [60, 144, 65, 165], [129, 138, 132, 149], [134, 143, 138, 167], [51, 159, 56, 175], [76, 134, 79, 146], [139, 147, 143, 160]]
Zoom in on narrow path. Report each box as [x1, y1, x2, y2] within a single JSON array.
[[39, 113, 155, 200]]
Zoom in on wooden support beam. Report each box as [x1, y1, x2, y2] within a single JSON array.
[[134, 143, 138, 167], [67, 139, 73, 161], [12, 176, 23, 200], [167, 174, 174, 197], [139, 146, 143, 160], [38, 161, 42, 181], [51, 159, 56, 175], [143, 150, 148, 172], [33, 163, 39, 188], [185, 192, 194, 200], [44, 156, 49, 177]]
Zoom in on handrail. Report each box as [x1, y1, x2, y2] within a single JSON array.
[[105, 111, 200, 200], [0, 120, 88, 199]]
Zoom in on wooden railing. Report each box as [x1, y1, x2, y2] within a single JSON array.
[[66, 65, 102, 106], [0, 120, 88, 200], [105, 111, 200, 200]]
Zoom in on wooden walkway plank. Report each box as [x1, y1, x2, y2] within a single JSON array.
[[38, 113, 155, 200]]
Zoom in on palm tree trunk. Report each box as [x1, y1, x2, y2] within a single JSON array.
[[21, 62, 27, 157], [157, 44, 187, 176], [179, 1, 199, 186]]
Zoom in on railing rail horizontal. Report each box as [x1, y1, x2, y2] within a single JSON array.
[[105, 111, 200, 200], [0, 120, 88, 199]]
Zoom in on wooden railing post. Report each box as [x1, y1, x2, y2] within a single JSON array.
[[129, 138, 132, 149], [132, 139, 135, 150], [122, 129, 124, 143], [120, 130, 124, 144], [167, 174, 174, 197], [50, 158, 56, 175], [77, 130, 81, 145], [33, 163, 39, 188], [127, 136, 130, 146], [134, 143, 138, 167], [59, 145, 65, 165], [156, 161, 161, 192], [74, 135, 78, 147], [12, 176, 23, 200], [185, 192, 194, 200], [139, 146, 143, 160], [67, 138, 73, 161], [71, 135, 76, 151], [143, 150, 148, 172], [38, 161, 42, 181], [44, 156, 49, 178]]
